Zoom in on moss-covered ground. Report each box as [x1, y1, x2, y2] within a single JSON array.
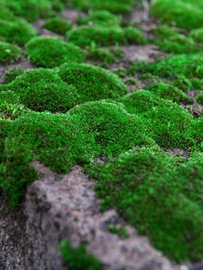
[[0, 0, 203, 267]]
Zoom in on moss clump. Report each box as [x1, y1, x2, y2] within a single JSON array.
[[86, 48, 115, 67], [0, 7, 15, 20], [66, 0, 135, 14], [0, 0, 52, 22], [60, 240, 102, 270], [119, 90, 164, 114], [42, 17, 72, 35], [0, 69, 78, 113], [190, 28, 203, 43], [0, 18, 37, 45], [145, 83, 193, 104], [139, 102, 193, 149], [196, 93, 203, 105], [151, 0, 203, 30], [108, 225, 129, 238], [0, 111, 96, 207], [0, 102, 30, 120], [0, 41, 21, 65], [86, 146, 203, 262], [77, 10, 121, 27], [68, 100, 151, 157], [25, 36, 86, 68], [57, 63, 126, 103], [124, 77, 137, 85], [67, 25, 147, 47], [3, 68, 24, 84], [0, 91, 19, 105]]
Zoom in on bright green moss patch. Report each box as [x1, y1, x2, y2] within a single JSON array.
[[67, 25, 147, 47], [190, 28, 203, 43], [42, 17, 72, 35], [0, 102, 30, 120], [151, 0, 203, 30], [145, 83, 193, 104], [108, 225, 129, 238], [25, 36, 86, 68], [0, 69, 78, 113], [196, 93, 203, 105], [77, 10, 121, 27], [0, 41, 21, 65], [86, 146, 203, 262], [119, 90, 164, 114], [2, 68, 24, 84], [0, 18, 37, 45], [0, 91, 19, 104], [66, 0, 135, 14], [60, 240, 102, 270], [68, 100, 150, 157], [86, 48, 116, 67], [57, 63, 127, 103]]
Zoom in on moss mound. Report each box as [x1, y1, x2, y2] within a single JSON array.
[[0, 41, 21, 65], [0, 69, 78, 113], [86, 48, 116, 67], [86, 146, 203, 262], [57, 63, 126, 103], [145, 83, 192, 104], [0, 111, 96, 208], [196, 93, 203, 105], [0, 90, 19, 104], [77, 10, 121, 27], [151, 0, 203, 30], [66, 0, 135, 14], [67, 25, 147, 47], [190, 28, 203, 43], [68, 100, 150, 157], [2, 68, 25, 84], [42, 17, 72, 35], [0, 18, 37, 45], [25, 36, 86, 68]]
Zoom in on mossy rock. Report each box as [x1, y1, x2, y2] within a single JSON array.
[[190, 28, 203, 43], [0, 69, 78, 113], [86, 146, 203, 262], [0, 41, 21, 65], [66, 0, 135, 14], [151, 0, 203, 30], [67, 25, 147, 47], [0, 111, 96, 208], [68, 100, 151, 157], [25, 36, 86, 68], [60, 240, 102, 270], [0, 18, 37, 45], [77, 10, 121, 27], [2, 68, 25, 84], [42, 17, 72, 35], [56, 63, 127, 103], [145, 83, 193, 104]]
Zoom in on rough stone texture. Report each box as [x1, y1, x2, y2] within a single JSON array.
[[0, 161, 180, 270]]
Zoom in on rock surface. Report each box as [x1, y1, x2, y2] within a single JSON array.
[[0, 161, 179, 270]]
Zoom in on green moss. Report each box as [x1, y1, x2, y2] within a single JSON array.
[[25, 36, 86, 68], [108, 225, 129, 238], [86, 146, 203, 262], [0, 91, 19, 104], [0, 18, 37, 45], [67, 25, 147, 47], [0, 69, 78, 113], [124, 77, 137, 85], [0, 41, 21, 65], [139, 103, 193, 149], [42, 17, 72, 35], [57, 63, 126, 103], [0, 119, 10, 162], [119, 90, 164, 114], [188, 117, 203, 151], [0, 7, 15, 20], [77, 10, 121, 27], [60, 240, 102, 270], [113, 68, 127, 78], [68, 100, 150, 157], [86, 48, 115, 67], [3, 68, 24, 84], [190, 28, 203, 43], [66, 0, 135, 14], [145, 83, 193, 104], [196, 93, 203, 105], [0, 102, 30, 120], [151, 0, 203, 30]]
